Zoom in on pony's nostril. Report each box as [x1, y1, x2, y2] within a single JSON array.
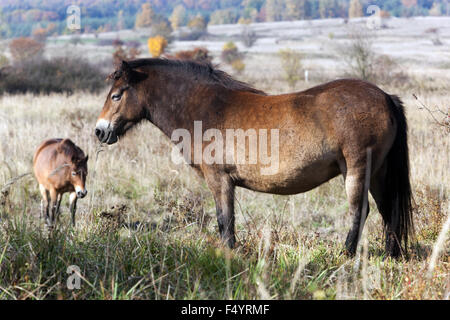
[[95, 128, 107, 142], [77, 190, 87, 198], [95, 128, 102, 138]]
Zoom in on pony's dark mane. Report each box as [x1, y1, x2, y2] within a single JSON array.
[[57, 139, 85, 161], [115, 58, 266, 95]]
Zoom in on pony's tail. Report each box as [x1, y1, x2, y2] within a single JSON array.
[[385, 95, 414, 256]]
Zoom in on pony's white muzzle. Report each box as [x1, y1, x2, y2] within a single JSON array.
[[75, 185, 87, 199], [95, 119, 118, 144]]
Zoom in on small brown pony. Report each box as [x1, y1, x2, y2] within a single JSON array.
[[33, 138, 88, 227], [95, 59, 413, 257]]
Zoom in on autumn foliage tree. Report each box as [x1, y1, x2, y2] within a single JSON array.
[[0, 1, 444, 38], [148, 36, 167, 57], [348, 0, 363, 18], [169, 4, 187, 30], [32, 23, 56, 42], [209, 9, 238, 25], [32, 27, 49, 42], [150, 18, 173, 39], [402, 0, 417, 8], [265, 0, 283, 22], [429, 2, 443, 16], [285, 0, 306, 20], [177, 14, 208, 40], [135, 3, 154, 28], [187, 15, 207, 31], [9, 37, 44, 62]]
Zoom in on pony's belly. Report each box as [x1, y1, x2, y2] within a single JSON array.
[[234, 157, 341, 195]]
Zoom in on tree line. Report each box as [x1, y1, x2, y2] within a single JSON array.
[[0, 0, 448, 38]]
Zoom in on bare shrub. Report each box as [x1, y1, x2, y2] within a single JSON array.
[[335, 29, 376, 81], [178, 15, 208, 41], [150, 19, 173, 41], [231, 59, 245, 74], [221, 42, 246, 75], [241, 26, 257, 48], [112, 38, 124, 47], [431, 38, 443, 46], [278, 48, 302, 89], [372, 55, 410, 87], [168, 47, 212, 64], [112, 39, 141, 67], [124, 40, 142, 49], [0, 54, 9, 68], [177, 29, 207, 41], [69, 35, 81, 46], [335, 29, 411, 86], [221, 41, 243, 64], [413, 94, 450, 133], [425, 27, 443, 46], [96, 38, 116, 46], [0, 57, 107, 95]]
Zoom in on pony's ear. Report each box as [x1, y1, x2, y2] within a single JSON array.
[[57, 139, 72, 154], [73, 154, 88, 166], [121, 60, 147, 83], [121, 60, 133, 82], [107, 60, 147, 83], [121, 60, 132, 75]]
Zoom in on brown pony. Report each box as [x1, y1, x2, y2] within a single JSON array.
[[95, 59, 413, 257], [33, 138, 88, 228]]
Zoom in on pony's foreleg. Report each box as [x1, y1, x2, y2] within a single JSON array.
[[69, 192, 77, 227], [39, 184, 49, 223], [205, 171, 236, 248], [48, 189, 58, 228], [344, 169, 370, 256]]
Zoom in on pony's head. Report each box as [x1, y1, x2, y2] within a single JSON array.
[[57, 139, 89, 198], [95, 60, 147, 144], [70, 154, 88, 198]]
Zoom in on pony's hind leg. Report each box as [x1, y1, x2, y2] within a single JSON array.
[[369, 163, 401, 257], [344, 167, 371, 256]]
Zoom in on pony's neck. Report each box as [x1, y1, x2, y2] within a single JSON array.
[[144, 71, 228, 137]]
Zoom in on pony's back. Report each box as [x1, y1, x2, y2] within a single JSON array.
[[33, 138, 62, 165]]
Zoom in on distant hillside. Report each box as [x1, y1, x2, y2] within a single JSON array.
[[0, 0, 448, 38]]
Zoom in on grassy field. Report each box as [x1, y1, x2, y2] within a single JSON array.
[[0, 84, 448, 300], [0, 18, 449, 300]]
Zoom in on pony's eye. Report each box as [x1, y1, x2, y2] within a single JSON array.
[[112, 93, 121, 101], [71, 171, 77, 176]]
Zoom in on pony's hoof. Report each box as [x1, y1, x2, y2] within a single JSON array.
[[344, 246, 357, 257]]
